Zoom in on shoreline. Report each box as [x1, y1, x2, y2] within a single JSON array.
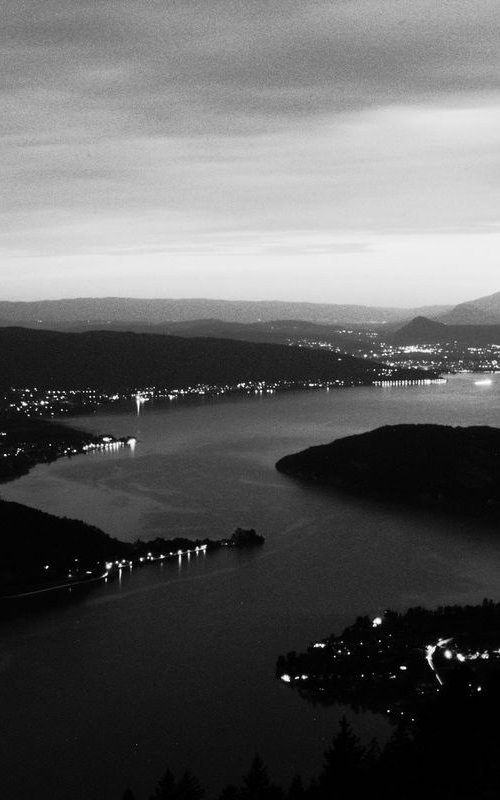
[[0, 531, 263, 601], [0, 417, 136, 485], [276, 600, 500, 723], [0, 376, 444, 486]]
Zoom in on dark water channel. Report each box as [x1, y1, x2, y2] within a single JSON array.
[[2, 375, 500, 799]]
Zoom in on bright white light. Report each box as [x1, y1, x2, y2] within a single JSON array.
[[372, 617, 383, 628], [426, 643, 444, 685], [281, 674, 291, 683], [128, 437, 136, 454], [444, 649, 453, 660]]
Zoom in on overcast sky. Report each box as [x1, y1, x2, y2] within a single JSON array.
[[2, 0, 500, 306]]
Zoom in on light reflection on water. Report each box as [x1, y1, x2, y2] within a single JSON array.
[[2, 374, 500, 799]]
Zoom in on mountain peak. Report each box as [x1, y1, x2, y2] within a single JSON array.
[[391, 316, 447, 344]]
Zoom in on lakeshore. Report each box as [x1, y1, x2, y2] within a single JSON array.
[[0, 495, 264, 600], [276, 600, 500, 721], [0, 417, 136, 484], [3, 374, 500, 799], [276, 423, 500, 520]]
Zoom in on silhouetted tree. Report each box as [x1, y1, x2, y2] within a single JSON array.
[[377, 723, 415, 800], [286, 775, 305, 800], [150, 768, 205, 800], [319, 717, 366, 796], [150, 768, 177, 800], [123, 791, 136, 800], [176, 771, 205, 800], [218, 785, 240, 800], [241, 756, 282, 800]]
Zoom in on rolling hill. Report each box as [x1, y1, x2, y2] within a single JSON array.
[[392, 317, 500, 346], [0, 326, 421, 391], [0, 297, 450, 327], [439, 291, 500, 325]]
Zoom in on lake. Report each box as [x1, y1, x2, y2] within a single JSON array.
[[2, 374, 500, 799]]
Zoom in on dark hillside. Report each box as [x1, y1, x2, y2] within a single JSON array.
[[392, 317, 500, 346], [0, 327, 420, 390], [0, 499, 126, 592], [277, 424, 500, 516]]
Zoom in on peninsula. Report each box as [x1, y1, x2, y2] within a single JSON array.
[[0, 499, 264, 599], [276, 600, 500, 720], [276, 424, 500, 517], [0, 417, 136, 484]]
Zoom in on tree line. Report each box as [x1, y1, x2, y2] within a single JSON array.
[[122, 675, 500, 800]]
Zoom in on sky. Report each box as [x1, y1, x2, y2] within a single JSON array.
[[2, 0, 500, 307]]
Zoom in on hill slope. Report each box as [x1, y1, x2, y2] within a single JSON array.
[[440, 291, 500, 325], [0, 326, 411, 391], [0, 499, 125, 592], [392, 317, 500, 345], [276, 424, 500, 516]]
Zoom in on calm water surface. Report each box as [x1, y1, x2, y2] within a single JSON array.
[[2, 374, 500, 799]]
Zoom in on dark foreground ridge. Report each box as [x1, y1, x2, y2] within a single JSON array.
[[276, 424, 500, 517], [0, 499, 264, 598]]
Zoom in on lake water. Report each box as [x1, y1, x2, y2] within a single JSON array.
[[2, 374, 500, 799]]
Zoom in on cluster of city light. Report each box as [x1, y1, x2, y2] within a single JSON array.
[[1, 386, 117, 417], [82, 437, 136, 453], [371, 341, 500, 373], [281, 673, 309, 684], [425, 637, 500, 689], [25, 542, 210, 599], [2, 360, 450, 423], [105, 544, 209, 573], [1, 435, 136, 466], [373, 378, 446, 387]]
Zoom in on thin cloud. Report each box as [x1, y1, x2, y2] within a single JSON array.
[[2, 0, 500, 301]]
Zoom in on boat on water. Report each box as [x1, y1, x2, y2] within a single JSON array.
[[475, 378, 493, 386]]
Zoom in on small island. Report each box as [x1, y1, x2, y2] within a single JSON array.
[[276, 424, 500, 517], [222, 527, 265, 547]]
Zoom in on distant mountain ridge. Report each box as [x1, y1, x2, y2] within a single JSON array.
[[0, 297, 450, 326], [439, 291, 500, 325]]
